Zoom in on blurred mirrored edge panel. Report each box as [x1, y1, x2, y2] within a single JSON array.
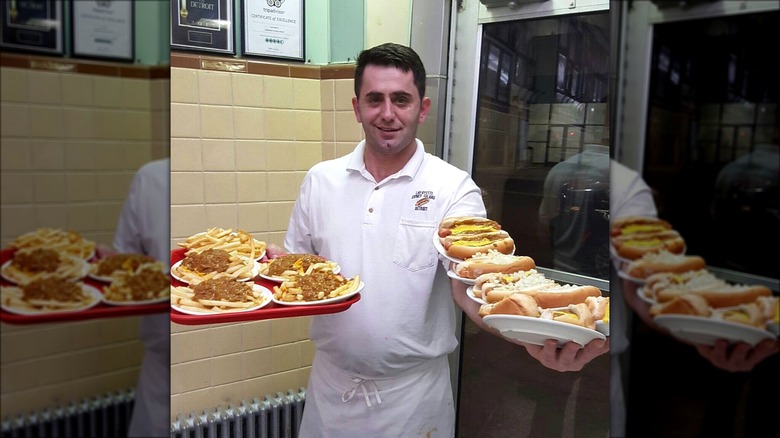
[[0, 49, 170, 436]]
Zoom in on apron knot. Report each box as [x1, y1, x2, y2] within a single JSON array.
[[341, 377, 382, 407]]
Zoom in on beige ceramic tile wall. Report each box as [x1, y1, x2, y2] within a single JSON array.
[[170, 67, 363, 419], [0, 65, 169, 419]]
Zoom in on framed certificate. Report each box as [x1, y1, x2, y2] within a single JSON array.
[[71, 0, 134, 62], [241, 0, 304, 61], [171, 0, 234, 54], [0, 0, 64, 55]]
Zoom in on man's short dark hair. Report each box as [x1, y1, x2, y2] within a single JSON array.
[[354, 43, 426, 100]]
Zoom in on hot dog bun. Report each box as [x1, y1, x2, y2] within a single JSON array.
[[624, 250, 706, 279], [478, 293, 540, 318], [454, 250, 535, 279], [650, 293, 711, 317], [586, 296, 610, 322], [643, 269, 725, 302], [540, 303, 596, 329]]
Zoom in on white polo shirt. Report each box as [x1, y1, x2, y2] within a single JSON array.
[[285, 139, 485, 378]]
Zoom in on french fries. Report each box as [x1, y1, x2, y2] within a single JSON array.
[[273, 265, 361, 303], [10, 228, 96, 259], [2, 249, 88, 285], [178, 228, 266, 260], [170, 278, 268, 314], [259, 254, 338, 280]]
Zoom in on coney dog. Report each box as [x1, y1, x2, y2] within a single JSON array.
[[453, 250, 535, 279], [610, 229, 686, 260], [438, 216, 502, 238], [473, 269, 555, 299], [585, 296, 610, 323], [438, 216, 514, 260], [610, 215, 672, 237], [539, 303, 596, 330], [650, 293, 711, 317], [624, 250, 706, 279], [642, 269, 726, 301], [478, 292, 540, 318], [656, 282, 772, 308], [711, 303, 767, 328]]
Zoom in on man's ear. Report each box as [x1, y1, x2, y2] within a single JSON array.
[[352, 96, 361, 123], [419, 96, 432, 123]]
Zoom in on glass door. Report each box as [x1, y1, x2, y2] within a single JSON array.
[[449, 2, 611, 436]]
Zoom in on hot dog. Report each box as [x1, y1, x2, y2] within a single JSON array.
[[478, 293, 540, 318], [657, 283, 773, 309], [473, 269, 555, 299], [610, 229, 686, 260], [643, 269, 726, 302], [438, 216, 501, 238], [485, 283, 602, 309], [438, 216, 515, 260], [712, 303, 767, 327], [539, 303, 596, 329], [453, 250, 535, 279], [650, 293, 711, 317], [585, 296, 610, 322], [610, 215, 672, 237], [624, 249, 706, 279]]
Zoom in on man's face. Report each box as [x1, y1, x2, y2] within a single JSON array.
[[352, 65, 431, 157]]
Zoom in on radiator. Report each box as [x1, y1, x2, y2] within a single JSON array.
[[1, 389, 135, 438], [170, 388, 306, 438]]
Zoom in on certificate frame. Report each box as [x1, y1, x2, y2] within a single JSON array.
[[0, 0, 64, 56], [171, 0, 234, 55], [70, 0, 134, 62], [241, 0, 305, 62]]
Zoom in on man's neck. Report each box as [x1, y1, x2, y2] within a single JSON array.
[[364, 142, 417, 182]]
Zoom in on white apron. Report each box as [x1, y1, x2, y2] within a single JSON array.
[[298, 353, 455, 438], [126, 314, 170, 437]]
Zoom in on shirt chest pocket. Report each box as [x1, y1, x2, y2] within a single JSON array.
[[393, 219, 438, 272]]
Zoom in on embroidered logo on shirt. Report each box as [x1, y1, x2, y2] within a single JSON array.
[[411, 191, 435, 211]]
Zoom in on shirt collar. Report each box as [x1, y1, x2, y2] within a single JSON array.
[[347, 139, 425, 181]]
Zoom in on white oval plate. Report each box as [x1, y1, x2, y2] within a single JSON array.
[[170, 284, 273, 315], [446, 268, 476, 285], [1, 258, 88, 285], [271, 281, 363, 306], [0, 283, 102, 315], [482, 314, 606, 348], [465, 286, 486, 305], [653, 314, 775, 347], [432, 231, 516, 264], [102, 294, 170, 306], [257, 263, 341, 283], [616, 268, 646, 285], [170, 259, 260, 285], [635, 287, 656, 305]]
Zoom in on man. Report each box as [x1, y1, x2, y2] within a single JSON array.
[[113, 158, 170, 437], [280, 43, 608, 437]]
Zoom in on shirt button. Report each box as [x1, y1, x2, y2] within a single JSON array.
[[374, 187, 379, 191], [368, 208, 374, 213]]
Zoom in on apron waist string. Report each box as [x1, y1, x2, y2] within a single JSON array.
[[341, 377, 382, 407]]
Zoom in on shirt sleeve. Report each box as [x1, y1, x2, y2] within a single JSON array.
[[284, 172, 316, 254]]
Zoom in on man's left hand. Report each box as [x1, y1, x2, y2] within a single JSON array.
[[522, 337, 610, 372]]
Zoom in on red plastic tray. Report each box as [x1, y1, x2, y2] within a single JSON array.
[[1, 248, 169, 325], [169, 248, 360, 325]]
